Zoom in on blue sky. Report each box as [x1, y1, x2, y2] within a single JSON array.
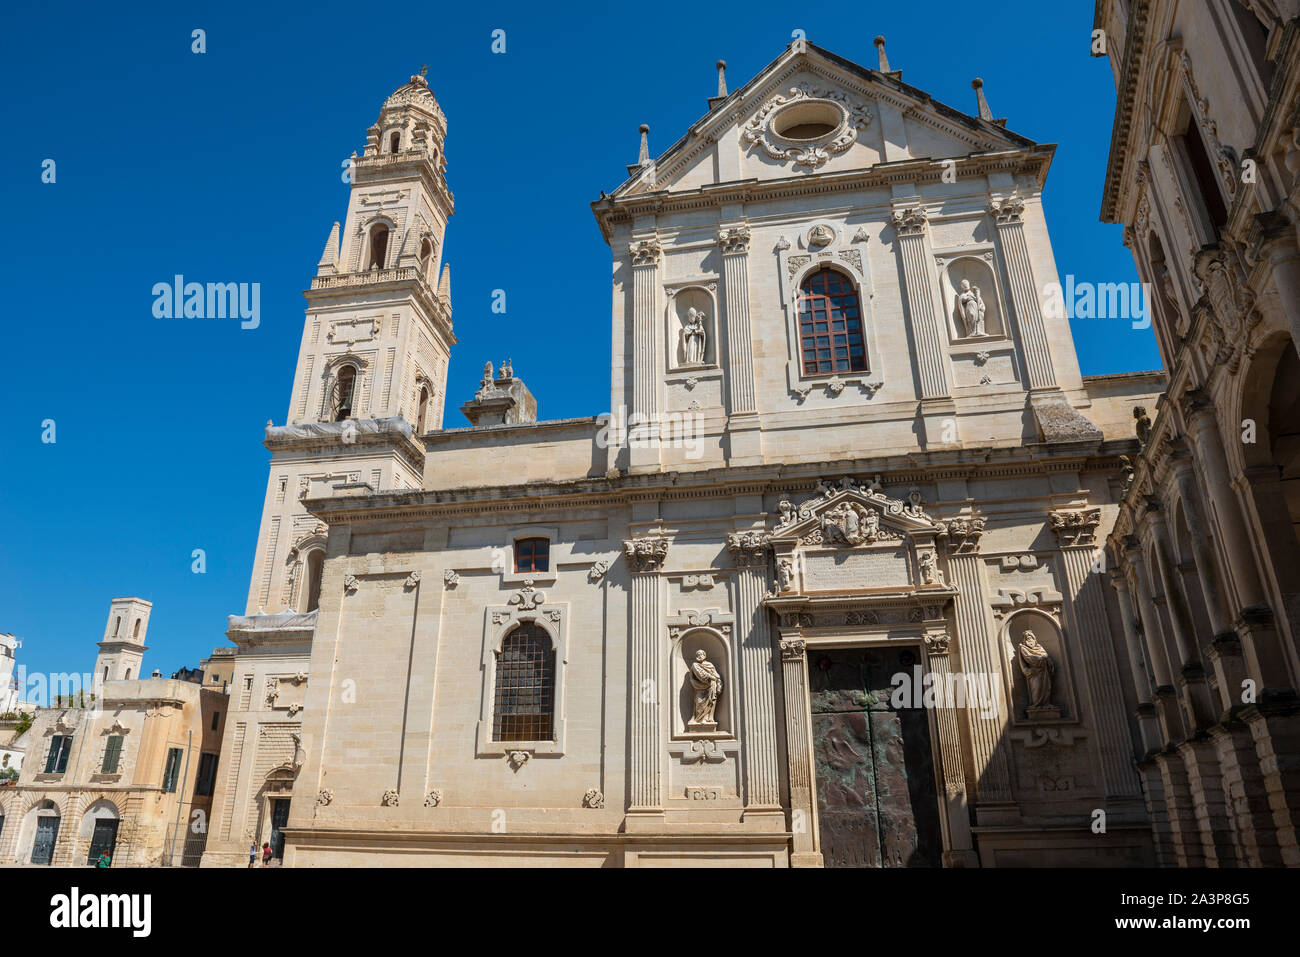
[[0, 1, 1156, 687]]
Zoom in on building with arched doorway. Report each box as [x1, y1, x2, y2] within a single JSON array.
[[0, 598, 227, 866], [1095, 0, 1300, 864], [198, 45, 1180, 868]]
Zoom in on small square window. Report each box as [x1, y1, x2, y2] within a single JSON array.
[[514, 538, 550, 574]]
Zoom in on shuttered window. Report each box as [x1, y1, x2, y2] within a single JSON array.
[[44, 735, 73, 774], [161, 747, 183, 793], [102, 735, 123, 773], [195, 753, 219, 797]]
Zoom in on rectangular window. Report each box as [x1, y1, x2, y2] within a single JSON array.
[[102, 735, 123, 774], [44, 735, 73, 774], [194, 752, 219, 797], [514, 537, 550, 574], [161, 747, 183, 793], [1177, 113, 1228, 238], [211, 711, 220, 731]]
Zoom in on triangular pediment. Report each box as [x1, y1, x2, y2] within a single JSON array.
[[612, 42, 1038, 199]]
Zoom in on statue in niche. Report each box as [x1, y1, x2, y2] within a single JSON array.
[[682, 308, 707, 365], [957, 279, 988, 337], [777, 558, 795, 592], [688, 649, 724, 729], [1017, 630, 1055, 709], [918, 549, 940, 585]]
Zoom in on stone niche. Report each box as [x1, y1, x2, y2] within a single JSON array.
[[671, 625, 732, 737], [666, 285, 717, 371], [941, 255, 1005, 341], [1002, 608, 1074, 723]]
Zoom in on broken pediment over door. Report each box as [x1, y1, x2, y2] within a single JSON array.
[[766, 477, 955, 603]]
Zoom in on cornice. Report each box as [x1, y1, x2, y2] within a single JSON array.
[[593, 149, 1054, 241], [302, 442, 1140, 526], [1100, 0, 1151, 223]]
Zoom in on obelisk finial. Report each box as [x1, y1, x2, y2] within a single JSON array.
[[874, 36, 891, 73]]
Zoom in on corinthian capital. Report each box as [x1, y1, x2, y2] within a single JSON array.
[[1048, 507, 1102, 547], [891, 205, 928, 237], [726, 530, 771, 566], [779, 638, 806, 660], [630, 238, 662, 267], [623, 536, 669, 572], [718, 226, 751, 255], [991, 193, 1026, 225], [941, 516, 986, 554]]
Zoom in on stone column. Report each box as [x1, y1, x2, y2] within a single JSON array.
[[1124, 538, 1184, 744], [1048, 508, 1143, 802], [923, 631, 978, 866], [629, 239, 661, 470], [726, 531, 781, 814], [719, 226, 762, 464], [1209, 722, 1285, 866], [1169, 447, 1234, 641], [1142, 502, 1216, 729], [624, 537, 668, 820], [991, 195, 1056, 390], [940, 517, 1014, 811], [892, 205, 958, 448], [1108, 568, 1164, 756], [778, 635, 822, 867], [1177, 738, 1241, 867]]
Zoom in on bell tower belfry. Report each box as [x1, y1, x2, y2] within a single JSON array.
[[94, 597, 151, 684], [241, 72, 455, 616]]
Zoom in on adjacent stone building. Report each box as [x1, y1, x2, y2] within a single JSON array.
[[0, 600, 226, 866], [203, 42, 1170, 868], [1093, 0, 1300, 866]]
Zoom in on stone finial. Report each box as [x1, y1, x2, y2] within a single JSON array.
[[874, 36, 891, 72], [716, 60, 727, 97], [637, 124, 650, 165], [318, 221, 340, 272], [436, 261, 450, 302], [972, 77, 994, 121]]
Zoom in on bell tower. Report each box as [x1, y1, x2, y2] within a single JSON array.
[[241, 72, 455, 615], [94, 597, 151, 684]]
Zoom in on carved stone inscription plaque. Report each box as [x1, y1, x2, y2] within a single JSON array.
[[803, 548, 911, 591]]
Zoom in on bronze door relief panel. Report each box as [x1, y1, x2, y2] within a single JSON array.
[[809, 646, 943, 867]]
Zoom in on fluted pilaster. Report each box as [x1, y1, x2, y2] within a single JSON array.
[[992, 195, 1056, 389], [726, 531, 780, 809], [1050, 508, 1142, 799]]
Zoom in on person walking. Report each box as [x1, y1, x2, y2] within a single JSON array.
[[261, 842, 272, 867], [248, 841, 258, 868], [96, 850, 111, 869]]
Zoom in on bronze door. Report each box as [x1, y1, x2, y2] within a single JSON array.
[[809, 646, 943, 867]]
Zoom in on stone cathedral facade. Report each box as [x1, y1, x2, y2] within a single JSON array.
[[202, 43, 1166, 868]]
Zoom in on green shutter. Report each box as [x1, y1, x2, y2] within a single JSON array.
[[102, 735, 122, 774], [44, 738, 59, 773], [162, 747, 182, 792], [55, 736, 72, 773]]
